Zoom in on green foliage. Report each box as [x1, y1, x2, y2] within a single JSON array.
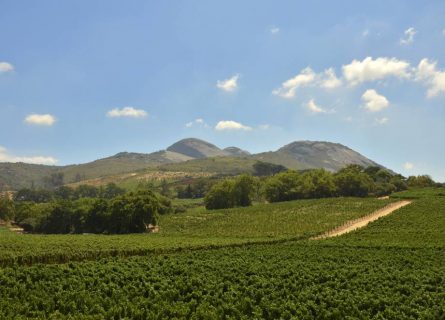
[[205, 175, 257, 210], [204, 180, 235, 210], [0, 197, 393, 266], [0, 244, 442, 319], [15, 189, 163, 234], [263, 169, 336, 202], [333, 165, 375, 197], [107, 190, 159, 234], [407, 175, 436, 188], [253, 161, 287, 176], [0, 196, 14, 221]]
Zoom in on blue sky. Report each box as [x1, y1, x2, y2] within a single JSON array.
[[1, 1, 445, 181]]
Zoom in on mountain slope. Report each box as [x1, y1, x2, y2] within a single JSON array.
[[0, 138, 385, 190], [167, 138, 229, 159], [274, 141, 378, 171]]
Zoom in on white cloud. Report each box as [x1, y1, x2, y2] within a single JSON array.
[[185, 118, 208, 128], [403, 162, 414, 170], [215, 120, 252, 131], [272, 67, 316, 98], [258, 124, 270, 130], [306, 99, 327, 114], [24, 114, 56, 126], [342, 57, 411, 85], [320, 68, 342, 89], [400, 27, 417, 45], [415, 58, 445, 97], [362, 29, 369, 37], [376, 117, 389, 125], [216, 74, 239, 92], [0, 146, 57, 165], [270, 26, 280, 34], [106, 106, 148, 118], [361, 89, 389, 112], [0, 62, 14, 73]]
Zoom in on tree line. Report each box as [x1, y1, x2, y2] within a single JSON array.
[[1, 188, 172, 234], [204, 165, 439, 210]]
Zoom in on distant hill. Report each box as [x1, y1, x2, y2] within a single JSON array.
[[0, 138, 385, 190], [167, 138, 228, 159], [253, 141, 378, 172], [223, 147, 251, 157]]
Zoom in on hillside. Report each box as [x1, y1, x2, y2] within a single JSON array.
[[253, 141, 379, 172], [0, 138, 384, 190]]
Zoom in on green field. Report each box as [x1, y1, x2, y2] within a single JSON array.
[[0, 197, 392, 266], [1, 190, 444, 318]]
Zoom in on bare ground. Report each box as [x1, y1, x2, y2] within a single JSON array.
[[311, 200, 412, 240]]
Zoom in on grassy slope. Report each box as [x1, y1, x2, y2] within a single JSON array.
[[158, 156, 257, 175], [0, 197, 393, 266]]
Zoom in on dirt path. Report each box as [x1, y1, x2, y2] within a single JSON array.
[[311, 200, 412, 240]]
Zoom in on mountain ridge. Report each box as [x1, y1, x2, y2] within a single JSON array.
[[0, 138, 385, 190]]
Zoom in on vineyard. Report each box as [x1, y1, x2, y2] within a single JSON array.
[[0, 197, 392, 266], [0, 190, 444, 318]]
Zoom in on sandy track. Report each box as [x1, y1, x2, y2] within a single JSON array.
[[311, 200, 412, 240]]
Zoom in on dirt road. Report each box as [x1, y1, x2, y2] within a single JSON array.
[[311, 200, 412, 240]]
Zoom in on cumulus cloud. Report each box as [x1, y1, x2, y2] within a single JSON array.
[[403, 162, 414, 170], [185, 118, 208, 128], [342, 57, 411, 85], [306, 99, 327, 114], [272, 67, 316, 98], [216, 74, 239, 92], [0, 62, 14, 73], [320, 68, 342, 89], [106, 106, 148, 118], [415, 59, 445, 97], [0, 146, 57, 165], [215, 120, 252, 131], [400, 27, 417, 45], [24, 114, 56, 126], [273, 67, 343, 98], [270, 26, 280, 34], [361, 89, 389, 112], [376, 117, 389, 125]]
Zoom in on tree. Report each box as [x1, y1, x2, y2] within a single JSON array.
[[263, 171, 301, 202], [300, 169, 336, 198], [108, 190, 160, 234], [100, 183, 125, 199], [75, 185, 99, 199], [0, 196, 15, 221], [407, 175, 435, 188], [204, 180, 235, 210], [253, 161, 287, 177], [334, 165, 375, 197], [232, 175, 257, 207]]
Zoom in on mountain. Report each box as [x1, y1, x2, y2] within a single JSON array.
[[0, 138, 385, 190], [166, 138, 228, 159], [253, 141, 378, 172], [223, 147, 251, 157]]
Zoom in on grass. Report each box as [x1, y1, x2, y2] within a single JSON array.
[[158, 156, 257, 175]]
